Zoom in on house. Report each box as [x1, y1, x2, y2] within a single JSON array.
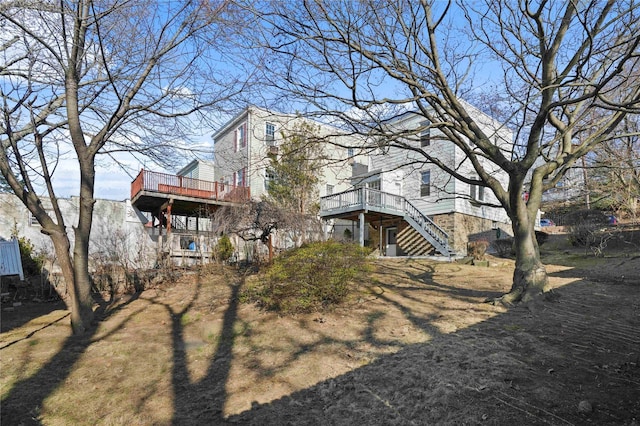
[[0, 193, 155, 272], [129, 156, 253, 262], [212, 106, 359, 202], [319, 106, 513, 256]]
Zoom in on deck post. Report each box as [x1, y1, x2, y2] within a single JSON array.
[[379, 216, 383, 255], [166, 204, 172, 234], [359, 212, 365, 247]]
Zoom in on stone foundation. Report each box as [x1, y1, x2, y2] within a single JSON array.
[[432, 212, 511, 255]]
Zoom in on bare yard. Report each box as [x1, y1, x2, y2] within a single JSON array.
[[1, 234, 639, 425]]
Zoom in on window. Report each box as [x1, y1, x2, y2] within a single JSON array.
[[420, 171, 431, 196], [265, 122, 275, 146], [368, 180, 381, 191], [236, 168, 246, 187], [29, 212, 40, 226], [235, 123, 247, 151], [470, 178, 485, 202], [420, 121, 430, 147], [347, 147, 354, 158], [326, 184, 334, 195], [265, 169, 276, 191]]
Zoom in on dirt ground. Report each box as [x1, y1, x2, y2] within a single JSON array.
[[1, 232, 639, 425]]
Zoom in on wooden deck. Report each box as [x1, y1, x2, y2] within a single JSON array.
[[130, 169, 250, 216]]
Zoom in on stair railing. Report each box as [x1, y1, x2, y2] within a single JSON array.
[[402, 200, 450, 251]]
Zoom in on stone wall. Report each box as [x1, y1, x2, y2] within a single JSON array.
[[433, 212, 512, 255]]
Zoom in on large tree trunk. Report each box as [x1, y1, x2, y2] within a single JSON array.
[[496, 179, 550, 305], [49, 229, 94, 334], [501, 223, 549, 304], [70, 159, 98, 333]]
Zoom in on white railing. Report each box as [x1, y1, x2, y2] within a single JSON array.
[[320, 188, 405, 214], [320, 187, 451, 254], [403, 200, 449, 248]]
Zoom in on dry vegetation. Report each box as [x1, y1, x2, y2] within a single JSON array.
[[1, 233, 639, 425]]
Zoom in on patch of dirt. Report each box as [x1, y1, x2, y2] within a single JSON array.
[[1, 247, 639, 425]]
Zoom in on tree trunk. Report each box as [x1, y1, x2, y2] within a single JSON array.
[[49, 230, 94, 334], [501, 225, 549, 304], [71, 160, 98, 334], [496, 185, 550, 305]]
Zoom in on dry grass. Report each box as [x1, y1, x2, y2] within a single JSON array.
[[1, 245, 639, 425]]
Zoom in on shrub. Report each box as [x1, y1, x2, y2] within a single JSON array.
[[243, 240, 372, 314], [491, 238, 514, 258], [216, 235, 234, 262], [17, 236, 44, 276], [467, 240, 489, 260]]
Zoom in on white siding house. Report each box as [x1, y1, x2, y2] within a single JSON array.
[[321, 104, 513, 256], [177, 159, 215, 182], [212, 106, 359, 201]]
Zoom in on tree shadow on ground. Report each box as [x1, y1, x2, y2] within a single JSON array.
[[168, 271, 243, 424], [0, 299, 67, 334], [373, 260, 506, 301], [225, 277, 640, 425], [0, 292, 142, 425]]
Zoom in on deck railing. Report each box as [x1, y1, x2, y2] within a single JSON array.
[[320, 187, 451, 254], [131, 169, 250, 202]]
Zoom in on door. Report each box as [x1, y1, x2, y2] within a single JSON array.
[[386, 227, 397, 256]]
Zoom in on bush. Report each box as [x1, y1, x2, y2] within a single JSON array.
[[566, 210, 607, 247], [491, 238, 514, 258], [17, 236, 44, 276], [242, 241, 372, 314], [467, 240, 489, 260], [216, 235, 234, 262]]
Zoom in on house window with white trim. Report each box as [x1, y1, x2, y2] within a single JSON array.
[[29, 212, 40, 226], [326, 184, 334, 195], [470, 178, 485, 202], [265, 169, 276, 191], [236, 168, 246, 187], [420, 121, 431, 147], [420, 171, 431, 196], [235, 123, 247, 152], [368, 179, 381, 191], [265, 122, 275, 146]]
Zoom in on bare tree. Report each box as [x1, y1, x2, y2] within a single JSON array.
[[0, 0, 250, 333], [240, 0, 640, 305], [588, 116, 640, 220], [212, 201, 282, 262], [212, 200, 322, 262]]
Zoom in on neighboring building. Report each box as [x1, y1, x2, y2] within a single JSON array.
[[320, 105, 513, 256], [0, 193, 155, 272], [177, 159, 215, 182], [541, 165, 586, 204], [212, 106, 360, 201]]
